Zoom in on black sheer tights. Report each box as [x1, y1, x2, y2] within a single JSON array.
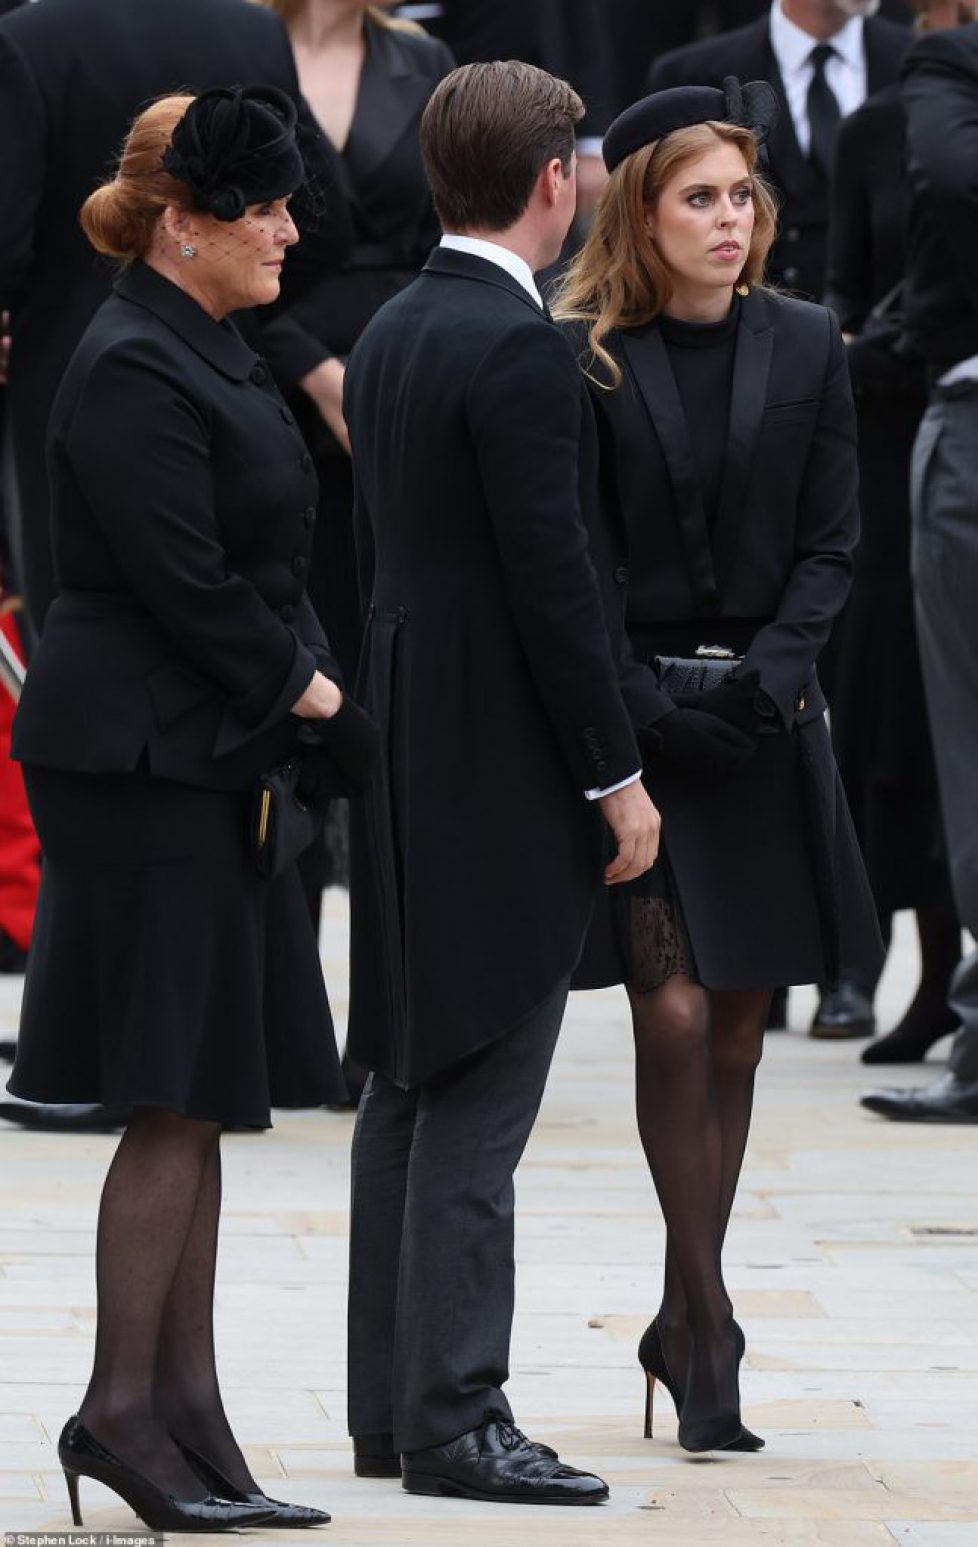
[[77, 1108, 256, 1499], [628, 977, 769, 1425]]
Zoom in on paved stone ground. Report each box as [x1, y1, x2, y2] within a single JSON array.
[[2, 897, 978, 1546]]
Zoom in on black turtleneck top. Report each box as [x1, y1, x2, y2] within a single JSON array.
[[657, 297, 740, 531]]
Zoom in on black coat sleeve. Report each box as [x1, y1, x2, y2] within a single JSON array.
[[743, 313, 859, 723], [466, 322, 640, 794], [903, 31, 978, 325], [0, 30, 44, 315], [63, 340, 320, 744], [823, 112, 875, 330]]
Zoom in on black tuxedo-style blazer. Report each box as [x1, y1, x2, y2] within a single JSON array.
[[902, 23, 978, 372], [13, 263, 343, 793], [0, 0, 351, 629], [344, 247, 640, 1087], [263, 18, 455, 392], [573, 287, 859, 729], [646, 15, 909, 301]]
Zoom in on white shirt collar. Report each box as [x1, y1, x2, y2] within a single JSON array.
[[439, 235, 544, 310], [769, 1, 865, 76]]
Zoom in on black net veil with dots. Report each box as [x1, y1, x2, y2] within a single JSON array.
[[160, 83, 338, 268]]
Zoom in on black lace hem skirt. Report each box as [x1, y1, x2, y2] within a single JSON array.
[[614, 849, 699, 993], [7, 765, 345, 1126]]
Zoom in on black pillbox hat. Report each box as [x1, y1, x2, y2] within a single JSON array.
[[603, 76, 779, 173]]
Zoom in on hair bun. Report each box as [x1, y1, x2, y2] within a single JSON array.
[[80, 178, 145, 259]]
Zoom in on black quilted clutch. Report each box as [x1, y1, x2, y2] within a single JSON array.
[[653, 647, 743, 697]]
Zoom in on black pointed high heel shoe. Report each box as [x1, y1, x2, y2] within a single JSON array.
[[58, 1417, 275, 1533], [638, 1321, 765, 1453], [175, 1436, 330, 1527]]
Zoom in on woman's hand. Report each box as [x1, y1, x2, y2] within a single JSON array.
[[292, 670, 343, 720], [299, 357, 350, 455]]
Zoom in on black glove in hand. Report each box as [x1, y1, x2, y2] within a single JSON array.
[[645, 706, 755, 774], [675, 670, 778, 738], [298, 694, 379, 791]]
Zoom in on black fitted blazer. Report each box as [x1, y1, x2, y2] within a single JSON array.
[[13, 264, 343, 793], [645, 15, 909, 301], [344, 247, 640, 1087], [0, 0, 351, 629], [574, 288, 860, 728]]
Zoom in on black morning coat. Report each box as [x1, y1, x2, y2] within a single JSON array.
[[0, 0, 351, 630], [344, 248, 642, 1089], [11, 262, 343, 793], [645, 12, 909, 301]]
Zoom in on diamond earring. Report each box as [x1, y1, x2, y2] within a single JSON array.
[[180, 243, 197, 259]]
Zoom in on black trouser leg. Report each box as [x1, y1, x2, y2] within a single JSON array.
[[347, 981, 568, 1453]]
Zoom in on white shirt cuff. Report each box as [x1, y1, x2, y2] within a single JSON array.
[[584, 769, 642, 801]]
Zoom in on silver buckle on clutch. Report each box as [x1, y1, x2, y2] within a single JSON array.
[[694, 645, 738, 660]]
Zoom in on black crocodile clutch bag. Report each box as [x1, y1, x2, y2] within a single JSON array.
[[653, 649, 742, 697]]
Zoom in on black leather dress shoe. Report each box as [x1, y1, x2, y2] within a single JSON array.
[[401, 1420, 608, 1505], [861, 1072, 978, 1123], [811, 980, 875, 1040], [0, 1102, 129, 1133], [353, 1427, 558, 1479]]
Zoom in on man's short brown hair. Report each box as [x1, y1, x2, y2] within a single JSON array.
[[420, 61, 584, 232]]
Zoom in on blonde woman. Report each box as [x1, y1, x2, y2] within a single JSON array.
[[557, 82, 881, 1453]]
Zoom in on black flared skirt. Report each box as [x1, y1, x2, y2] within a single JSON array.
[[7, 765, 345, 1126], [576, 709, 884, 994]]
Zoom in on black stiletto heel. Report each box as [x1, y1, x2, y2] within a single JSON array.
[[57, 1417, 275, 1532], [637, 1320, 765, 1453], [63, 1468, 82, 1527], [643, 1372, 655, 1440], [174, 1435, 331, 1526]]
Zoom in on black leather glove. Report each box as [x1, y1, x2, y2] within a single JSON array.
[[643, 707, 755, 774], [298, 694, 379, 792], [675, 670, 779, 739]]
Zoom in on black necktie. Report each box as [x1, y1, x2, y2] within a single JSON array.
[[806, 43, 841, 176]]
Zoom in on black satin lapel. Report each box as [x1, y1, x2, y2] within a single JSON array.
[[621, 329, 719, 615], [345, 26, 431, 181], [712, 296, 775, 601]]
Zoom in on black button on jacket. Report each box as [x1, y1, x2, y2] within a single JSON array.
[[13, 263, 343, 792]]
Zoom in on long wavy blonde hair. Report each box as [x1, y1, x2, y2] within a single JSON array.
[[555, 121, 778, 386], [254, 0, 424, 32]]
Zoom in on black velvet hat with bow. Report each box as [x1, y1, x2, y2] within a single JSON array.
[[603, 76, 779, 173], [164, 85, 305, 222]]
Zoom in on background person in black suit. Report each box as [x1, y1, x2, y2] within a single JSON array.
[[645, 2, 909, 303], [0, 0, 350, 639], [344, 60, 660, 1501], [824, 69, 962, 1067], [862, 3, 978, 1125], [5, 90, 369, 1528]]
